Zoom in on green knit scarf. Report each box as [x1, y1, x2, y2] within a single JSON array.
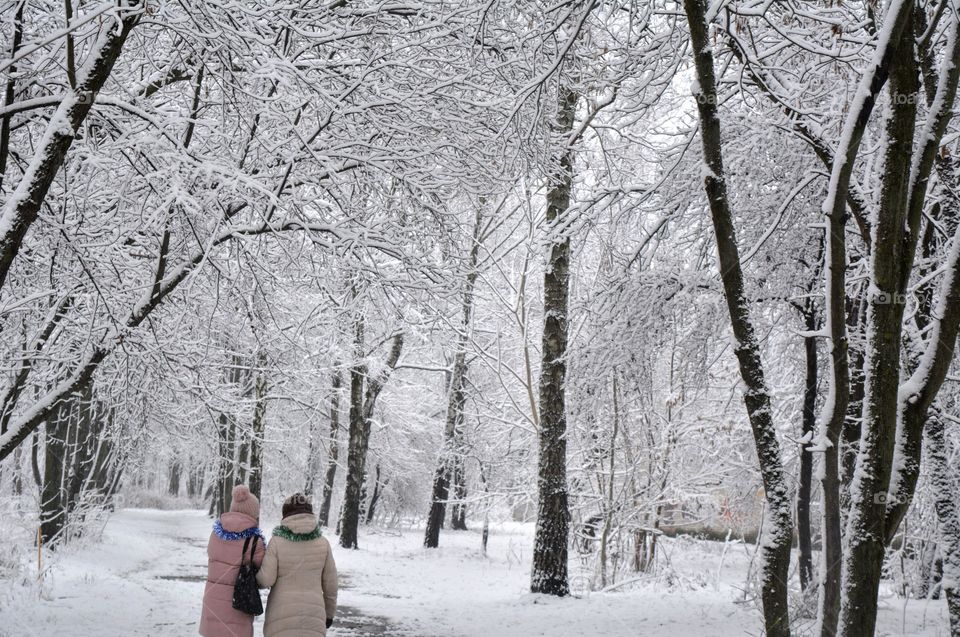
[[272, 524, 322, 542]]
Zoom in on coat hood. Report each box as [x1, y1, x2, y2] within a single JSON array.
[[219, 511, 259, 533], [280, 512, 320, 534]]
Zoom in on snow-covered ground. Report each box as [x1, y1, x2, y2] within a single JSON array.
[[0, 508, 952, 636]]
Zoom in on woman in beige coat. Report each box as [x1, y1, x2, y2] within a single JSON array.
[[257, 494, 338, 636]]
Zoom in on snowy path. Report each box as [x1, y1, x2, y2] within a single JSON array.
[[1, 508, 952, 636], [0, 509, 401, 637]]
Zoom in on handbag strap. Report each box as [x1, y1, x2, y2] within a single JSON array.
[[241, 535, 259, 566]]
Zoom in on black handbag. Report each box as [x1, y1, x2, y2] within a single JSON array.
[[232, 535, 264, 616]]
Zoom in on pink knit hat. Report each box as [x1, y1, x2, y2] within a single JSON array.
[[230, 484, 260, 520]]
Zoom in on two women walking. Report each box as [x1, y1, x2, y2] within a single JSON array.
[[199, 485, 339, 637]]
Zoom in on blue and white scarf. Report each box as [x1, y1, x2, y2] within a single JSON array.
[[213, 519, 265, 542]]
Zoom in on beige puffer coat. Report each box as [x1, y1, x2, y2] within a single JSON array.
[[256, 513, 338, 637]]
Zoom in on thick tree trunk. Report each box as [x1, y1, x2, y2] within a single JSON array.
[[40, 402, 70, 546], [682, 2, 793, 632], [340, 319, 366, 548], [813, 4, 916, 630], [0, 10, 140, 294], [884, 17, 960, 544], [530, 85, 576, 598], [317, 370, 343, 527], [85, 405, 117, 506], [339, 332, 403, 549], [840, 10, 918, 634]]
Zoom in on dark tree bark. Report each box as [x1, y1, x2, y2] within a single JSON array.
[[425, 206, 482, 547], [0, 9, 140, 294], [813, 6, 912, 628], [0, 1, 25, 192], [841, 295, 867, 496], [168, 461, 182, 497], [40, 400, 70, 546], [215, 413, 237, 517], [340, 318, 366, 547], [883, 16, 960, 544], [837, 5, 960, 631], [12, 444, 23, 495], [451, 454, 468, 531], [31, 429, 41, 488], [840, 25, 918, 637], [235, 440, 249, 486], [85, 404, 118, 505], [682, 2, 793, 632], [317, 370, 343, 527], [339, 332, 404, 549], [530, 85, 576, 598], [247, 353, 267, 501], [797, 304, 817, 593], [365, 463, 386, 525], [37, 384, 112, 545], [187, 464, 202, 499], [926, 408, 960, 636]]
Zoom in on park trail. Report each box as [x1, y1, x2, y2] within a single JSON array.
[[2, 509, 409, 637]]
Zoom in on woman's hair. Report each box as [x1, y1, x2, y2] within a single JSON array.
[[282, 492, 314, 518]]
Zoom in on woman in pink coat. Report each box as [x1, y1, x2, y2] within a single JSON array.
[[199, 484, 266, 637]]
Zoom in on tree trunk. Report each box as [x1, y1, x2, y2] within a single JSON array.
[[885, 16, 960, 542], [40, 402, 70, 546], [215, 413, 237, 517], [365, 463, 386, 525], [841, 295, 866, 499], [187, 464, 202, 499], [31, 429, 41, 488], [168, 461, 182, 497], [451, 454, 468, 531], [599, 373, 620, 589], [317, 370, 343, 527], [340, 318, 366, 548], [340, 332, 404, 549], [926, 409, 960, 636], [682, 2, 793, 632], [797, 305, 817, 593], [530, 84, 576, 598], [248, 354, 267, 501], [0, 1, 25, 191], [236, 440, 249, 486], [425, 206, 483, 546], [12, 444, 23, 496], [840, 9, 919, 634], [85, 411, 116, 506]]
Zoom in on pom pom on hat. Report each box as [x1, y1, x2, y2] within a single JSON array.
[[230, 484, 260, 519]]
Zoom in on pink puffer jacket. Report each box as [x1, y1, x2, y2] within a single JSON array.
[[199, 511, 266, 637]]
